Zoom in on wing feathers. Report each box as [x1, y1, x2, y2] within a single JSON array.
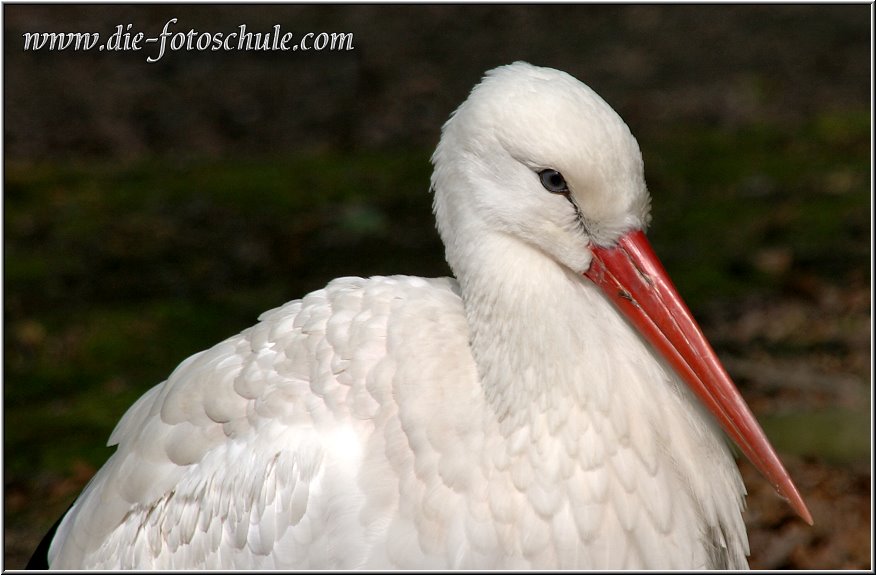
[[49, 274, 750, 569]]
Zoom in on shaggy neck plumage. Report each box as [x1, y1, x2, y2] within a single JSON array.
[[450, 231, 621, 434]]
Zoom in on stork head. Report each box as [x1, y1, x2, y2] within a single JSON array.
[[430, 61, 812, 525], [431, 61, 650, 274]]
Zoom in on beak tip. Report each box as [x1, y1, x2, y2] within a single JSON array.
[[804, 513, 815, 526], [792, 493, 814, 526], [777, 473, 813, 525]]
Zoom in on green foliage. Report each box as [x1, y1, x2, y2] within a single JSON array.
[[760, 409, 871, 464], [4, 111, 869, 487], [640, 110, 869, 306]]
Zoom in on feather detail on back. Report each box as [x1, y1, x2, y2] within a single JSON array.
[[49, 273, 748, 569]]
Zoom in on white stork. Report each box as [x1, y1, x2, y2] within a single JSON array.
[[39, 62, 811, 570]]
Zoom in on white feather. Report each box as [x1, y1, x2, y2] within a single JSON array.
[[47, 62, 750, 569]]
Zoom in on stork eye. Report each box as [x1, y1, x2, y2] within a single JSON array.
[[538, 169, 569, 194]]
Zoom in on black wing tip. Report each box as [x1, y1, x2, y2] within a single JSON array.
[[24, 511, 65, 570]]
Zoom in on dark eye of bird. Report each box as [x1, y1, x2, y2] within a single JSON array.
[[538, 169, 569, 194]]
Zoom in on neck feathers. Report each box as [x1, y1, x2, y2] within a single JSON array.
[[456, 234, 624, 428]]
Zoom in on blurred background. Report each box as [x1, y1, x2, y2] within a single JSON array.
[[3, 4, 871, 569]]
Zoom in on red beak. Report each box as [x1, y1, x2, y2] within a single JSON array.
[[584, 229, 812, 525]]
